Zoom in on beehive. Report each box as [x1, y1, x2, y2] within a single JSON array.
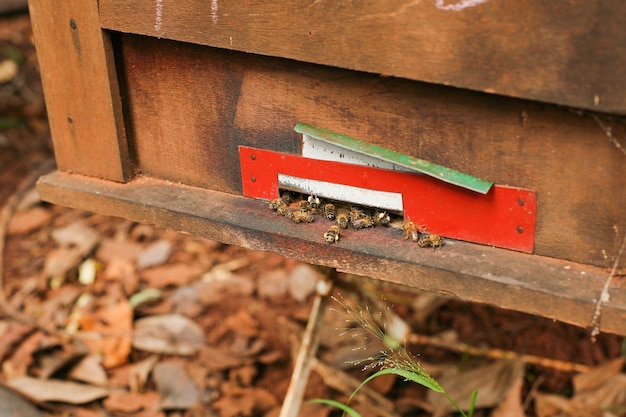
[[29, 0, 626, 334]]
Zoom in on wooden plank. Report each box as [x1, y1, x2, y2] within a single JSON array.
[[37, 171, 626, 336], [28, 0, 131, 181], [119, 36, 626, 268], [100, 0, 626, 114]]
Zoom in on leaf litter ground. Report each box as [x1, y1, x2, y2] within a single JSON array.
[[1, 11, 626, 417]]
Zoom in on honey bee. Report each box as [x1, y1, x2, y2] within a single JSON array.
[[324, 225, 340, 244], [269, 198, 286, 210], [298, 200, 310, 212], [322, 203, 336, 220], [371, 211, 389, 226], [307, 195, 321, 209], [349, 207, 367, 221], [351, 216, 375, 230], [280, 191, 293, 205], [277, 205, 292, 217], [418, 234, 445, 248], [403, 220, 419, 242], [290, 211, 314, 223], [336, 208, 350, 229]]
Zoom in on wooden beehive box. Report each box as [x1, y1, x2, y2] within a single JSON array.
[[29, 0, 626, 334]]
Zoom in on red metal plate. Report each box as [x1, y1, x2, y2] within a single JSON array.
[[239, 146, 536, 252]]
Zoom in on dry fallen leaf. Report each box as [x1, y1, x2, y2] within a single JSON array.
[[132, 314, 204, 355], [224, 309, 260, 338], [43, 247, 85, 279], [128, 355, 159, 393], [1, 331, 43, 380], [7, 206, 52, 235], [199, 345, 246, 372], [257, 269, 289, 299], [299, 401, 334, 417], [0, 323, 35, 363], [427, 358, 525, 417], [534, 393, 580, 417], [194, 274, 254, 306], [0, 386, 44, 417], [213, 383, 278, 417], [96, 237, 141, 264], [136, 239, 173, 270], [51, 221, 100, 255], [490, 371, 526, 417], [573, 357, 624, 393], [139, 263, 204, 288], [153, 361, 201, 410], [38, 345, 86, 379], [69, 354, 109, 386], [168, 286, 203, 317], [81, 300, 133, 368], [103, 258, 139, 295], [103, 389, 161, 413], [535, 357, 626, 417], [288, 264, 320, 302], [7, 376, 109, 404]]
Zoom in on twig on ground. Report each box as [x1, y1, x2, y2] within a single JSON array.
[[408, 332, 591, 373], [278, 271, 335, 417], [522, 373, 545, 412]]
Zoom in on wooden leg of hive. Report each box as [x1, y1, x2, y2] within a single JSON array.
[[278, 268, 335, 417]]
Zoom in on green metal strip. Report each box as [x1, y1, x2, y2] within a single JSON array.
[[294, 122, 493, 194]]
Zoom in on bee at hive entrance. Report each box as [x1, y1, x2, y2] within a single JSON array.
[[269, 189, 441, 247]]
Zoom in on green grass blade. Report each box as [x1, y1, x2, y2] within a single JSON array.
[[307, 399, 362, 417], [347, 368, 444, 405], [467, 390, 478, 417], [382, 368, 444, 392]]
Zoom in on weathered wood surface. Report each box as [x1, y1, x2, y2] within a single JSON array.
[[120, 35, 626, 268], [100, 0, 626, 114], [28, 0, 131, 181], [37, 171, 626, 336]]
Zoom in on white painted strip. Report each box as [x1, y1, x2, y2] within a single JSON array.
[[154, 0, 163, 33], [278, 174, 403, 212], [211, 0, 218, 24], [302, 134, 415, 173], [435, 0, 489, 11]]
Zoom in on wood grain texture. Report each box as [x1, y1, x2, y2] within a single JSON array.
[[28, 0, 131, 181], [119, 36, 626, 268], [100, 0, 626, 114], [37, 171, 626, 336]]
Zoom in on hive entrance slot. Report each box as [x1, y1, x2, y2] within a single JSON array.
[[277, 173, 404, 215]]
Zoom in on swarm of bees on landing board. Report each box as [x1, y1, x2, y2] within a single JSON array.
[[268, 191, 444, 248]]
